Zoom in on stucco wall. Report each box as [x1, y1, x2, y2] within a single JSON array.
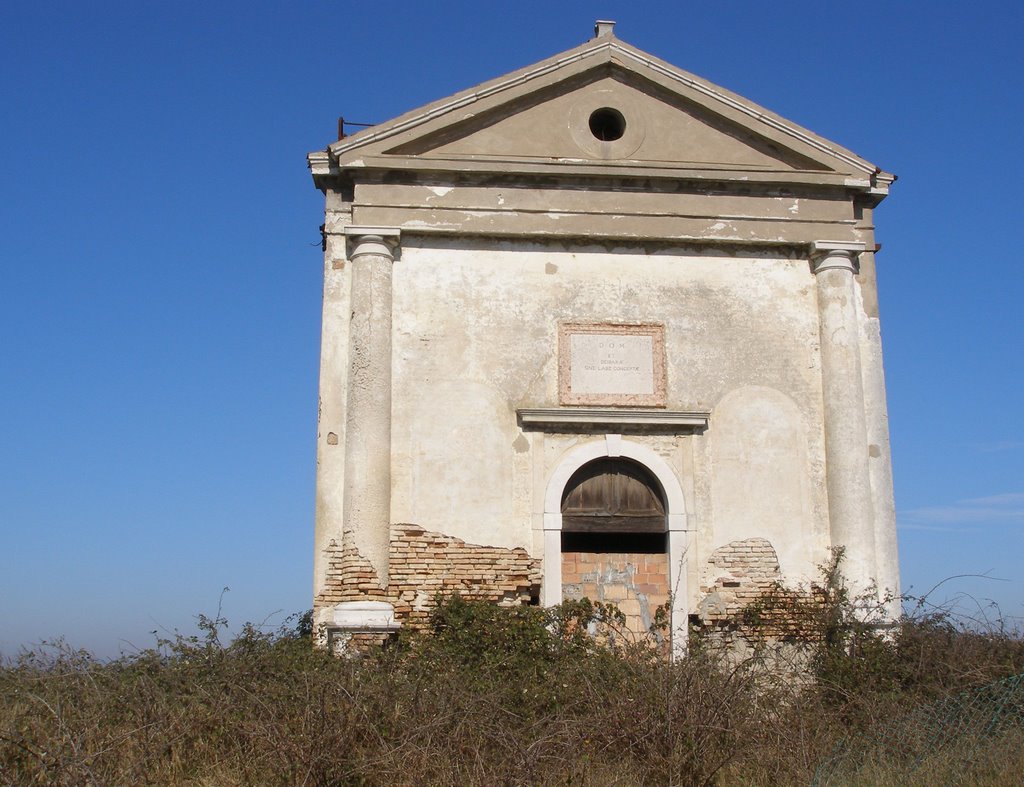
[[384, 236, 831, 595]]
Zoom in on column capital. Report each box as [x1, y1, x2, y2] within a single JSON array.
[[344, 226, 401, 259], [810, 241, 865, 274]]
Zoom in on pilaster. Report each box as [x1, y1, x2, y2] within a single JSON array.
[[856, 229, 900, 610]]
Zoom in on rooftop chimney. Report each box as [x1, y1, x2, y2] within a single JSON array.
[[594, 20, 616, 38]]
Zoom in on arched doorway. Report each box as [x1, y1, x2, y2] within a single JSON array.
[[541, 437, 689, 655], [559, 457, 671, 640], [561, 457, 666, 541]]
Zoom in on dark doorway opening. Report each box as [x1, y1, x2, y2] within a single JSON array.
[[561, 531, 666, 553], [559, 457, 670, 640]]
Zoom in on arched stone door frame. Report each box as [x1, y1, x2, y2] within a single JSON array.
[[542, 435, 690, 656]]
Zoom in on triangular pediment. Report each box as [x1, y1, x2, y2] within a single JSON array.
[[317, 34, 890, 186], [384, 71, 823, 171]]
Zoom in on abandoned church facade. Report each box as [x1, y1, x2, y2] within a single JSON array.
[[308, 22, 898, 653]]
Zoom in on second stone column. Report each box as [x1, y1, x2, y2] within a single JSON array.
[[812, 241, 878, 595]]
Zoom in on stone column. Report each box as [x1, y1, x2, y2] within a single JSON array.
[[811, 241, 877, 594], [342, 227, 400, 586]]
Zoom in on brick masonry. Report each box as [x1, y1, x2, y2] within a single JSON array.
[[698, 537, 783, 622], [316, 524, 542, 628], [561, 550, 670, 639], [318, 529, 819, 645], [695, 537, 825, 639]]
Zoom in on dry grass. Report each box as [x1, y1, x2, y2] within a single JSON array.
[[2, 596, 1023, 786]]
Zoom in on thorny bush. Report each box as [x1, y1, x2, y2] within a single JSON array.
[[2, 568, 1023, 786]]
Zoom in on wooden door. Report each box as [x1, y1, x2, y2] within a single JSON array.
[[560, 458, 666, 533]]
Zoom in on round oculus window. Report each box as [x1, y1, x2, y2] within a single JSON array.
[[588, 107, 626, 141]]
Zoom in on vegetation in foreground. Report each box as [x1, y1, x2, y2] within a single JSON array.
[[2, 566, 1023, 785]]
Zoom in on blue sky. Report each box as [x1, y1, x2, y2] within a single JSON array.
[[2, 1, 1022, 657]]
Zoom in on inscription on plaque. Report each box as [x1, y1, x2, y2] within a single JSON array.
[[571, 334, 654, 395], [559, 323, 666, 407]]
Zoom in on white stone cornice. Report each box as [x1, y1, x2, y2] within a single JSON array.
[[344, 226, 401, 239], [811, 241, 865, 254], [517, 408, 709, 432], [307, 150, 332, 173]]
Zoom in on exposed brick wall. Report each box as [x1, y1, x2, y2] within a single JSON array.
[[317, 541, 390, 605], [562, 551, 670, 639], [695, 537, 825, 640], [698, 537, 783, 623], [316, 524, 541, 629], [327, 631, 392, 656], [318, 530, 822, 649]]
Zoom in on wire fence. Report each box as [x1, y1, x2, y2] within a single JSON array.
[[812, 672, 1024, 786]]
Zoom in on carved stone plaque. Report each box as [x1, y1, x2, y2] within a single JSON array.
[[559, 323, 666, 407]]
